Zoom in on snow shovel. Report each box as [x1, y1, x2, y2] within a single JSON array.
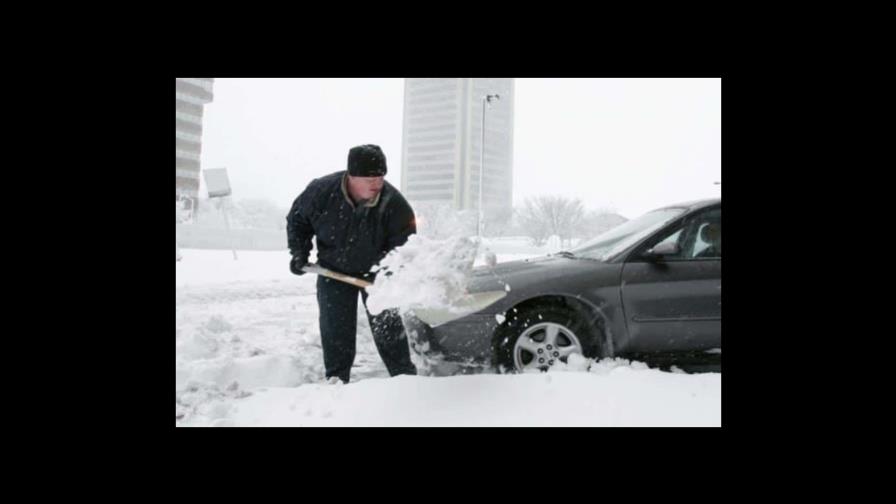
[[301, 263, 506, 327], [302, 263, 373, 289]]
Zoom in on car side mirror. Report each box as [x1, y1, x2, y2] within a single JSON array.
[[644, 242, 680, 261]]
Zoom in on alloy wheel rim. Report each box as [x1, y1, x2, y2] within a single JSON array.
[[512, 321, 583, 372]]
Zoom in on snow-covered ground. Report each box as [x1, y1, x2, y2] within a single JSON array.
[[176, 238, 721, 427]]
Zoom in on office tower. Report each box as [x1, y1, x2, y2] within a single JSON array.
[[176, 78, 215, 203], [401, 78, 514, 213]]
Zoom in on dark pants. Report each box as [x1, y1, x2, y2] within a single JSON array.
[[316, 275, 417, 383]]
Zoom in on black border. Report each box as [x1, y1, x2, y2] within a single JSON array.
[[160, 69, 732, 446]]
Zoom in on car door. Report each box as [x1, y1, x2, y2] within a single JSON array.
[[619, 206, 721, 352]]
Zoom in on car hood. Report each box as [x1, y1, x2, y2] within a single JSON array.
[[467, 254, 617, 298]]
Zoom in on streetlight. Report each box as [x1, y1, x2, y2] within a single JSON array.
[[478, 93, 500, 239]]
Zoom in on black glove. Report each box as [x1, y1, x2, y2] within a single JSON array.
[[289, 254, 308, 276]]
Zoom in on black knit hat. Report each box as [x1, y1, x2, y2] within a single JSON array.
[[347, 144, 388, 177]]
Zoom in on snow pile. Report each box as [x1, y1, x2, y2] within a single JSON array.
[[176, 250, 392, 425], [185, 358, 720, 427], [176, 310, 314, 421], [176, 380, 252, 426], [365, 234, 479, 316]]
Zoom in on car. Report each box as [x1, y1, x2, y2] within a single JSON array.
[[403, 198, 721, 374]]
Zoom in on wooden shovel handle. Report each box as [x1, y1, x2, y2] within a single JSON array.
[[301, 263, 373, 289]]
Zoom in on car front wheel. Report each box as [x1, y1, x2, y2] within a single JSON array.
[[494, 305, 602, 373]]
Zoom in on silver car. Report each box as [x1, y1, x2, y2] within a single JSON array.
[[403, 198, 722, 374]]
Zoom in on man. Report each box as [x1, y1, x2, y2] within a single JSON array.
[[286, 144, 417, 384], [695, 222, 721, 258]]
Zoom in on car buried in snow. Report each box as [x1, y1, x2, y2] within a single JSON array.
[[402, 198, 721, 374]]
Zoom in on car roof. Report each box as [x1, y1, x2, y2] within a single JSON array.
[[653, 198, 720, 212]]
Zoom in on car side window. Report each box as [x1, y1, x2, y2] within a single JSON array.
[[636, 207, 721, 262], [655, 229, 683, 249], [682, 208, 721, 260], [641, 226, 687, 260]]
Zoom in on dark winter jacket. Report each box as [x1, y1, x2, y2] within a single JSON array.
[[286, 171, 416, 278]]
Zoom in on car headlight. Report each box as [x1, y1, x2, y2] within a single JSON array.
[[410, 290, 508, 327]]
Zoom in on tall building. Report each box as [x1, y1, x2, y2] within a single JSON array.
[[400, 78, 514, 213], [176, 78, 215, 203]]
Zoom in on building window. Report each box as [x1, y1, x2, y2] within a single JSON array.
[[407, 153, 454, 163], [176, 130, 202, 142], [177, 78, 215, 93], [407, 143, 455, 154], [176, 169, 200, 179], [407, 113, 456, 124], [408, 181, 454, 190], [175, 92, 211, 106], [176, 100, 204, 115], [407, 131, 456, 143], [407, 169, 454, 182], [176, 149, 201, 161], [176, 111, 204, 124], [408, 121, 456, 134], [410, 193, 454, 202]]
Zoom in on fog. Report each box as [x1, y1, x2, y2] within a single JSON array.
[[199, 78, 720, 219]]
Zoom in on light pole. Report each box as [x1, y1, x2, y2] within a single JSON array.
[[478, 93, 500, 239]]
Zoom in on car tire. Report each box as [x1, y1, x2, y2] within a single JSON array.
[[493, 304, 603, 373]]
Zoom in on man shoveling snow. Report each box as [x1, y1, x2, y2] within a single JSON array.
[[286, 144, 422, 384]]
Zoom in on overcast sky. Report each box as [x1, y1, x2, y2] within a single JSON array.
[[199, 78, 720, 219]]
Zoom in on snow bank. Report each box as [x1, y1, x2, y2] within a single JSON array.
[[177, 250, 388, 425], [176, 249, 297, 287], [185, 358, 720, 427], [177, 248, 721, 427]]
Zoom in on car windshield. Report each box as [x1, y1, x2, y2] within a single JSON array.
[[570, 207, 686, 261]]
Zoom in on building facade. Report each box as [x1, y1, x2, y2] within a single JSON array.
[[400, 78, 514, 213], [176, 78, 215, 203]]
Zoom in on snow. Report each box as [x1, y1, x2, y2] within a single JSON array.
[[221, 367, 720, 427], [365, 235, 479, 317], [176, 242, 720, 427], [176, 249, 296, 287]]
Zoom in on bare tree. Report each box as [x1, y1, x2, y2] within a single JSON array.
[[576, 208, 629, 241], [515, 196, 586, 247], [514, 200, 546, 246]]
